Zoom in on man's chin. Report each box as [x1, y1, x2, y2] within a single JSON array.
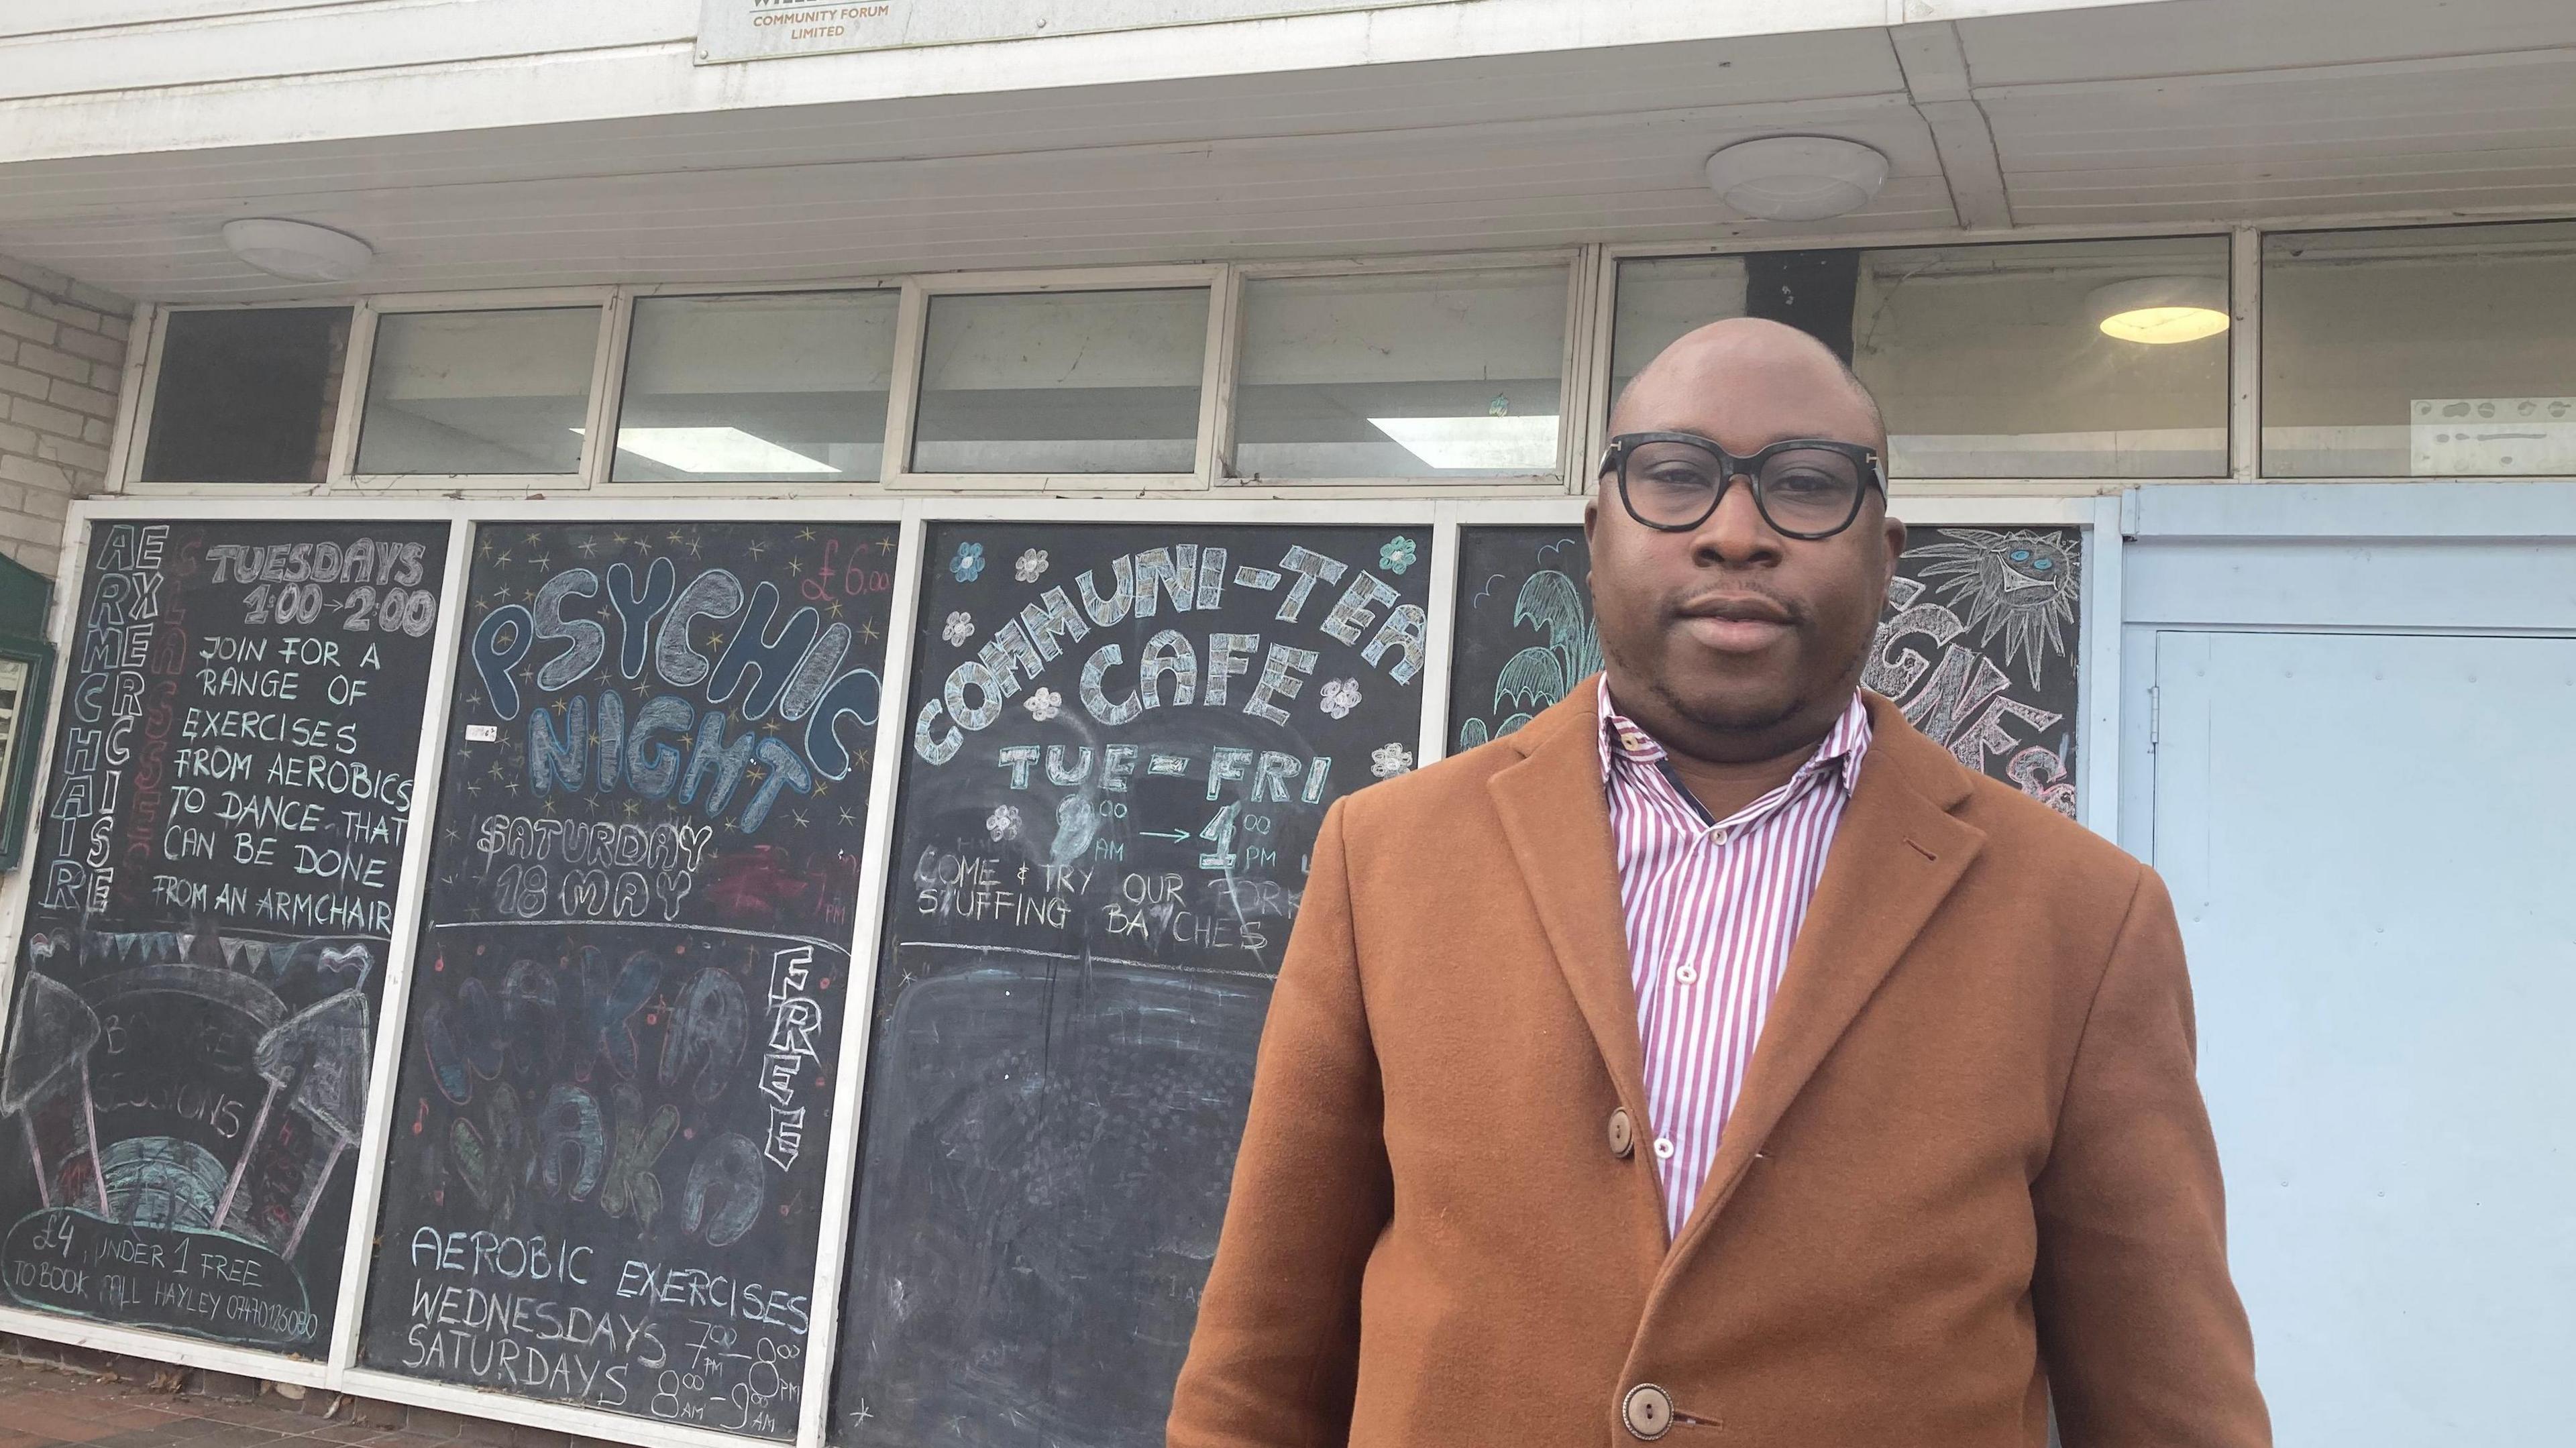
[[1658, 680, 1805, 737]]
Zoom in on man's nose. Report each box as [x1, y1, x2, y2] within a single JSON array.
[[1693, 476, 1783, 565]]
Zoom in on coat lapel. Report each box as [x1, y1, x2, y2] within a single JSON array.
[[1663, 695, 1987, 1266], [1485, 681, 1648, 1126]]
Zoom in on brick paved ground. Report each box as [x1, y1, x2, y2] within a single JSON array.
[[0, 1343, 602, 1448]]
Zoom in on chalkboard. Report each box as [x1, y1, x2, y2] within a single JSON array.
[[831, 522, 1433, 1447], [360, 521, 898, 1437], [1449, 523, 2082, 814], [1, 518, 451, 1354]]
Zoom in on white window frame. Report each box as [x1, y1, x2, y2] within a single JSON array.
[[336, 288, 622, 493], [1217, 247, 1589, 494], [884, 263, 1230, 495], [592, 278, 914, 496]]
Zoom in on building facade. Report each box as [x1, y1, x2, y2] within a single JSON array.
[[0, 1, 2571, 1445]]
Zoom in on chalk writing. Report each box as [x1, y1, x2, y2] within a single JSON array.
[[2, 518, 449, 1355], [364, 522, 893, 1439]]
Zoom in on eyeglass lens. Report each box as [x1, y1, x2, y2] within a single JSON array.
[[1621, 440, 1866, 533]]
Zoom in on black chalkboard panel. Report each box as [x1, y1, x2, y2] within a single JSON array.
[[832, 521, 1433, 1448], [1, 518, 450, 1355], [361, 522, 897, 1437], [1449, 523, 2082, 814]]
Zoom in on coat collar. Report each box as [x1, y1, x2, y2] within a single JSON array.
[[1487, 680, 1986, 1262]]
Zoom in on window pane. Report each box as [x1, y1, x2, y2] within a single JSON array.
[[1611, 237, 2230, 478], [912, 288, 1207, 474], [141, 307, 350, 484], [356, 308, 599, 475], [1609, 256, 1746, 406], [1855, 237, 2229, 478], [2265, 222, 2576, 477], [614, 291, 897, 482], [1232, 268, 1567, 479]]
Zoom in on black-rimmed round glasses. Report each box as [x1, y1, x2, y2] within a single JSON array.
[[1601, 432, 1886, 539]]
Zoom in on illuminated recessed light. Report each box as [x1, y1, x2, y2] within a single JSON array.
[[572, 426, 835, 474], [1368, 415, 1559, 471], [2090, 277, 2230, 344]]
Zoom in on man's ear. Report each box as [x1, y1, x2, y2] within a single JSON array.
[[1880, 512, 1908, 589], [1583, 490, 1601, 546]]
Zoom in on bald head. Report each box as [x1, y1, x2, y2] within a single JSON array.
[[1609, 317, 1884, 451]]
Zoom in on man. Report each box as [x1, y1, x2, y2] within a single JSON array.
[[1167, 319, 2268, 1447]]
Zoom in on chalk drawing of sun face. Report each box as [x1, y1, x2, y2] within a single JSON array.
[[1909, 528, 2080, 689]]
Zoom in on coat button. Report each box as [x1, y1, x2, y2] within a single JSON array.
[[1606, 1107, 1635, 1159], [1622, 1384, 1673, 1440]]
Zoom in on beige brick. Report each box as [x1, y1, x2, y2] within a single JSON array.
[[0, 482, 25, 514], [7, 485, 68, 520], [0, 510, 68, 549], [82, 417, 109, 444], [68, 280, 130, 318], [0, 419, 36, 453], [0, 308, 56, 346], [0, 278, 28, 311], [99, 313, 129, 343], [17, 342, 88, 384], [10, 394, 85, 439], [0, 254, 68, 292], [91, 361, 123, 390], [54, 326, 121, 366], [48, 377, 117, 419], [25, 294, 100, 332], [0, 335, 14, 364], [0, 361, 48, 398], [0, 454, 69, 492], [37, 433, 110, 474]]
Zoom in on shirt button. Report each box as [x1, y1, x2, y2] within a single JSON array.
[[1623, 1384, 1674, 1440], [1709, 827, 1731, 846], [1652, 1137, 1676, 1161], [1606, 1108, 1635, 1159], [1675, 964, 1699, 985]]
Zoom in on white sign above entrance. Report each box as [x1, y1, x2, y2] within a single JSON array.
[[697, 0, 1452, 63]]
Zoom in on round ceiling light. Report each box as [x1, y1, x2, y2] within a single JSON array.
[[2088, 276, 2230, 344], [1703, 135, 1891, 222], [220, 218, 375, 283]]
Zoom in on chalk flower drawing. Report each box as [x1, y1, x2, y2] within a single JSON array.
[[1024, 687, 1063, 722], [986, 805, 1021, 841], [941, 610, 975, 647], [1379, 536, 1419, 575], [1014, 547, 1049, 582], [1371, 742, 1415, 778], [949, 541, 986, 582], [1320, 677, 1362, 719]]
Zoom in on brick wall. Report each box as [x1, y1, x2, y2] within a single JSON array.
[[0, 254, 132, 578]]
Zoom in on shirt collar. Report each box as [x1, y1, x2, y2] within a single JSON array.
[[1597, 677, 1872, 799]]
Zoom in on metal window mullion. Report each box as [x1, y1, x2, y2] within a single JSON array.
[[1200, 263, 1244, 487], [324, 300, 380, 487], [2230, 226, 2261, 481], [102, 300, 162, 492], [879, 279, 930, 487], [578, 288, 635, 489]]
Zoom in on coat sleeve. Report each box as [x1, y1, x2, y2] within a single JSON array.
[[2031, 865, 2271, 1448], [1167, 797, 1393, 1448]]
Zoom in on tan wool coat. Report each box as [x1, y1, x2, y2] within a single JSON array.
[[1168, 685, 2269, 1448]]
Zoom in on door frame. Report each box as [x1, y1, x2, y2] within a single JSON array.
[[2115, 480, 2576, 862]]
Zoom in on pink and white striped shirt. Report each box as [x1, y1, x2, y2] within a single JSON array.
[[1599, 679, 1873, 1241]]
